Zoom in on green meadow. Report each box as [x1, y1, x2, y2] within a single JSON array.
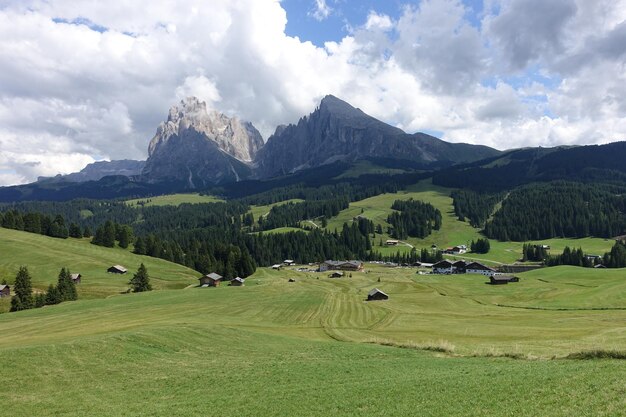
[[1, 263, 626, 416], [321, 180, 614, 264], [247, 198, 304, 220], [0, 228, 198, 312], [125, 193, 224, 207]]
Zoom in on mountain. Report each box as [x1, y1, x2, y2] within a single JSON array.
[[141, 97, 264, 187], [432, 141, 626, 191], [254, 95, 501, 178], [38, 159, 145, 184]]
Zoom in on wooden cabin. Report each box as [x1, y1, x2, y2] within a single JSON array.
[[367, 288, 389, 301], [329, 272, 344, 278], [107, 265, 127, 274], [489, 275, 519, 285], [0, 285, 10, 298], [452, 260, 467, 273], [466, 262, 496, 276], [70, 273, 82, 284], [230, 277, 245, 286], [199, 272, 223, 287], [319, 260, 364, 272], [432, 260, 454, 274]]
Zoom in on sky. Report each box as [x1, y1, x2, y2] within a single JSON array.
[[0, 0, 625, 185]]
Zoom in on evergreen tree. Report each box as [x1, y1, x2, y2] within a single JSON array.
[[56, 267, 78, 301], [118, 225, 132, 249], [134, 236, 147, 255], [10, 266, 34, 312], [83, 226, 92, 238], [34, 293, 46, 308], [45, 284, 61, 305], [103, 220, 116, 247], [129, 263, 152, 293], [69, 223, 83, 238]]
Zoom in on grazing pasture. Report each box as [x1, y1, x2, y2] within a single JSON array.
[[1, 264, 626, 416], [0, 228, 198, 312], [125, 193, 224, 207]]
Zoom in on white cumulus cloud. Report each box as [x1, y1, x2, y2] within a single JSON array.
[[0, 0, 624, 185]]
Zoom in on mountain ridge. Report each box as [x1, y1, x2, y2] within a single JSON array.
[[254, 95, 501, 178]]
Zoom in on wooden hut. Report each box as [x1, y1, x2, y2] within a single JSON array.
[[489, 275, 519, 285], [329, 272, 344, 278], [230, 277, 245, 286], [0, 284, 10, 298], [107, 265, 127, 274], [367, 288, 389, 301], [70, 273, 82, 284], [199, 272, 223, 287]]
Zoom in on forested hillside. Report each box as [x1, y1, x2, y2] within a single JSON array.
[[484, 182, 626, 241]]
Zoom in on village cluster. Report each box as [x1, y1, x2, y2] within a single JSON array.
[[193, 253, 521, 306]]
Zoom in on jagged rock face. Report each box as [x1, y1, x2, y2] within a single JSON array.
[[142, 97, 263, 187], [255, 95, 500, 178], [38, 160, 145, 183]]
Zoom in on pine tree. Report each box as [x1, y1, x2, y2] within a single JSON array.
[[118, 225, 131, 249], [69, 223, 83, 238], [134, 236, 146, 255], [129, 263, 152, 293], [83, 226, 92, 238], [103, 221, 116, 247], [45, 284, 61, 305], [10, 266, 34, 312], [56, 267, 77, 301], [34, 293, 46, 308]]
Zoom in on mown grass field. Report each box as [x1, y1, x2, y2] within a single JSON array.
[[125, 193, 224, 207], [0, 228, 198, 312], [1, 264, 626, 416]]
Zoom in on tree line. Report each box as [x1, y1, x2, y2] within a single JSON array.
[[257, 198, 349, 231], [9, 266, 78, 312], [484, 182, 626, 241], [387, 199, 442, 239], [451, 190, 503, 228]]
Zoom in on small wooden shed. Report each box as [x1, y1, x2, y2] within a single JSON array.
[[489, 275, 519, 285], [199, 272, 223, 287], [0, 285, 10, 298], [107, 265, 127, 274], [329, 272, 344, 278], [70, 273, 82, 284], [230, 277, 245, 286], [367, 288, 389, 301]]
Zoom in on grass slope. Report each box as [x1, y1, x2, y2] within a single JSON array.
[[324, 180, 614, 264], [125, 193, 224, 207], [0, 228, 198, 312], [1, 265, 626, 416]]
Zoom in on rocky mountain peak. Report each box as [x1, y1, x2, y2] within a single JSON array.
[[142, 97, 263, 187], [318, 94, 363, 116], [149, 97, 263, 162]]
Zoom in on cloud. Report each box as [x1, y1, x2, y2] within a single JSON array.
[[0, 0, 624, 185], [309, 0, 332, 22]]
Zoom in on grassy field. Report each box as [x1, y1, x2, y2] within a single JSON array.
[[323, 180, 615, 264], [125, 193, 224, 207], [334, 160, 410, 179], [0, 228, 199, 312], [247, 198, 304, 225], [1, 264, 626, 416]]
